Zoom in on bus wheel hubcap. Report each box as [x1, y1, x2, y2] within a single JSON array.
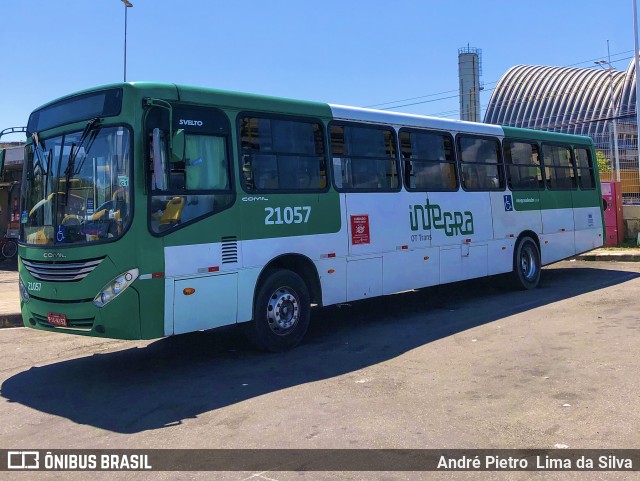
[[267, 287, 299, 335], [520, 245, 537, 280]]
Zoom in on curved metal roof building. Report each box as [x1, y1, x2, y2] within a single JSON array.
[[484, 60, 637, 136], [484, 59, 640, 202]]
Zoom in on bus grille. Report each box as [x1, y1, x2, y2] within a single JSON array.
[[21, 257, 104, 282], [33, 313, 94, 331], [221, 237, 238, 264]]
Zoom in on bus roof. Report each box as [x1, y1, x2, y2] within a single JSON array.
[[29, 82, 595, 145]]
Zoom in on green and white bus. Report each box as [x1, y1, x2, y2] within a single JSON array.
[[18, 83, 604, 351]]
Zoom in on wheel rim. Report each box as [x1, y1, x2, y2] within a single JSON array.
[[266, 286, 300, 336], [520, 244, 537, 281]]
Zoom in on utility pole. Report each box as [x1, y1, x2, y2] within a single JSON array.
[[596, 41, 621, 181], [634, 0, 640, 186], [121, 0, 133, 82]]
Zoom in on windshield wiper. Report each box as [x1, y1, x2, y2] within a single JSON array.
[[63, 117, 101, 203]]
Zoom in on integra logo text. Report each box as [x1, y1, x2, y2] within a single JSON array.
[[179, 119, 204, 126]]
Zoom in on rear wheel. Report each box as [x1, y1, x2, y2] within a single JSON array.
[[246, 269, 311, 352], [512, 236, 541, 290]]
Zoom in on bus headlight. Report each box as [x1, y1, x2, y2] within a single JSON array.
[[93, 268, 139, 308], [19, 278, 30, 303]]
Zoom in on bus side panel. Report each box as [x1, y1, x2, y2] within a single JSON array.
[[572, 188, 605, 254], [164, 243, 240, 334], [540, 191, 575, 263], [316, 258, 347, 306], [383, 247, 440, 294], [429, 191, 493, 283], [489, 191, 542, 274]]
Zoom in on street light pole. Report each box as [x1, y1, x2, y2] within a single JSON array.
[[121, 0, 133, 82], [634, 0, 640, 192], [596, 54, 621, 181]]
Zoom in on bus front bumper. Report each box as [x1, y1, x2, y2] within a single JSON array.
[[21, 287, 141, 340]]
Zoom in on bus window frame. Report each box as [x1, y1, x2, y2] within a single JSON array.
[[328, 120, 402, 194], [572, 145, 596, 191], [146, 104, 236, 238], [236, 111, 331, 195], [502, 138, 545, 192], [540, 141, 578, 191], [456, 133, 506, 192], [399, 127, 459, 192]]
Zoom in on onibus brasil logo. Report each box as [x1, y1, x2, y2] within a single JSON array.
[[409, 200, 474, 237]]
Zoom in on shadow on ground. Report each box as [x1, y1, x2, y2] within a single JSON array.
[[0, 256, 17, 271], [2, 265, 638, 434]]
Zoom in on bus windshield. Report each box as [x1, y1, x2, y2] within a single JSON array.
[[21, 125, 132, 246]]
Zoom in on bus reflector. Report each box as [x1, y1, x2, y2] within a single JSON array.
[[328, 269, 335, 274], [321, 253, 336, 258], [464, 239, 471, 244], [152, 272, 164, 278], [183, 288, 196, 296], [208, 266, 220, 272], [423, 256, 429, 260]]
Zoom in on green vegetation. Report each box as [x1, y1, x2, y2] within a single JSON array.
[[596, 150, 611, 173]]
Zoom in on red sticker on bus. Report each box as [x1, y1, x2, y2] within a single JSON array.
[[350, 215, 370, 245]]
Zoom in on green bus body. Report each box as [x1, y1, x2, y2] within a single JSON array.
[[18, 83, 604, 348]]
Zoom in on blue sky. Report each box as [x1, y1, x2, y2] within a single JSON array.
[[1, 0, 638, 141]]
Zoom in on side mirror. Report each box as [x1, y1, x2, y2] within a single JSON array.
[[152, 128, 166, 191], [171, 129, 185, 163]]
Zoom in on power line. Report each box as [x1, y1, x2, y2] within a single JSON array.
[[361, 50, 637, 116]]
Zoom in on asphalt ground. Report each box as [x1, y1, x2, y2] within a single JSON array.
[[0, 260, 639, 480]]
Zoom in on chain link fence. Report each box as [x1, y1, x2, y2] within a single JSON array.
[[593, 120, 640, 205]]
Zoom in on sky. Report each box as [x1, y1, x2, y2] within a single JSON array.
[[1, 0, 639, 141]]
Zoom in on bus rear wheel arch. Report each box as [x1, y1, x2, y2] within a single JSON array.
[[246, 269, 311, 352], [512, 235, 541, 290]]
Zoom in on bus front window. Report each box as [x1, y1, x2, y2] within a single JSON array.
[[21, 126, 132, 245]]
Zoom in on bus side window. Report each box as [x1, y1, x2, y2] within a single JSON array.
[[149, 132, 233, 233], [400, 129, 457, 191], [574, 147, 595, 189], [240, 116, 327, 192], [458, 135, 504, 191], [330, 123, 400, 192], [542, 144, 576, 190], [504, 141, 543, 191]]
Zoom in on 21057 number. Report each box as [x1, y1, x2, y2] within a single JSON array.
[[265, 206, 311, 225]]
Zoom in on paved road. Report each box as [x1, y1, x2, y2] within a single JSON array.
[[1, 260, 639, 480]]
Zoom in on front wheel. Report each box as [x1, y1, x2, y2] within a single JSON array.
[[1, 239, 17, 259], [246, 269, 311, 352], [512, 236, 541, 290]]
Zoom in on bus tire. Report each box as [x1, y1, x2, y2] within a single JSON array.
[[512, 236, 541, 290], [247, 269, 311, 352], [1, 240, 17, 259]]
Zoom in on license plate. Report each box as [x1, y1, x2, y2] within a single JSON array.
[[47, 312, 68, 327]]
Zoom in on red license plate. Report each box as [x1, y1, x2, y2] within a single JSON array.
[[47, 312, 68, 327]]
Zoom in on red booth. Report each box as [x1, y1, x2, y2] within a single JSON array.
[[601, 181, 624, 246]]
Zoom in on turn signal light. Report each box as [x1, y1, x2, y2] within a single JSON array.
[[183, 288, 196, 296]]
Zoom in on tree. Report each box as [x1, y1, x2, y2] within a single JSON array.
[[596, 150, 612, 180]]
